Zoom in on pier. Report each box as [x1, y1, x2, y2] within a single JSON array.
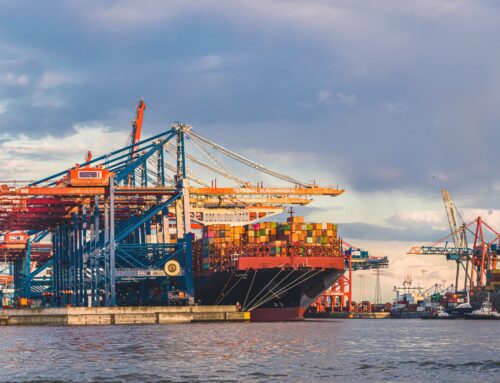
[[0, 305, 249, 326]]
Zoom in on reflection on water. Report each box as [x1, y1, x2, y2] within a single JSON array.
[[0, 320, 498, 382]]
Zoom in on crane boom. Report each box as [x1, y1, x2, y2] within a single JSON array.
[[189, 186, 343, 196], [441, 188, 465, 248], [130, 99, 146, 159]]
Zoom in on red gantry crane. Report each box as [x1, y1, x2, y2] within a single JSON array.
[[310, 240, 389, 314], [408, 189, 499, 296]]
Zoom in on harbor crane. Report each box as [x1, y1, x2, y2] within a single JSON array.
[[440, 188, 471, 289], [408, 189, 499, 293], [312, 240, 389, 313], [0, 100, 345, 308]]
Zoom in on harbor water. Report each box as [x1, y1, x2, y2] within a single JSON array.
[[0, 320, 498, 382]]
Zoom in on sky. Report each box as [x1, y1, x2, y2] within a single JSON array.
[[1, 0, 500, 301]]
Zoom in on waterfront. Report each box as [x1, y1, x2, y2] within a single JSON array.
[[0, 320, 498, 382]]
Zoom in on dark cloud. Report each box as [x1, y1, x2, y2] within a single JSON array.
[[1, 0, 500, 204]]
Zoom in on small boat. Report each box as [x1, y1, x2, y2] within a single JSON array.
[[422, 305, 457, 320], [446, 302, 473, 318], [464, 294, 500, 320]]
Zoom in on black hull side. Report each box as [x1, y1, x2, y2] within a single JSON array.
[[390, 309, 427, 319], [194, 268, 344, 321], [446, 307, 473, 318]]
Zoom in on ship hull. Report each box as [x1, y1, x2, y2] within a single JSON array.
[[390, 309, 427, 319], [464, 314, 500, 320], [446, 307, 473, 318], [194, 267, 344, 321]]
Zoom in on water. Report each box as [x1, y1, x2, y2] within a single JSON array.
[[0, 320, 498, 382]]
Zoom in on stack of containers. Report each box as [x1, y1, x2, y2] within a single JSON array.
[[199, 224, 245, 271], [486, 269, 500, 290], [194, 216, 341, 272]]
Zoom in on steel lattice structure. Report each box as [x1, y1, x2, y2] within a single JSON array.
[[0, 104, 345, 308]]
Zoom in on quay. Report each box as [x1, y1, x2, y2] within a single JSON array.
[[346, 312, 390, 319], [0, 305, 249, 326], [308, 312, 390, 319]]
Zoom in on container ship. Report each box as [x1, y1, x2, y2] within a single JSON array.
[[389, 277, 443, 319], [192, 216, 345, 321]]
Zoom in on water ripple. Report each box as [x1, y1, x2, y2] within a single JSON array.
[[0, 320, 498, 382]]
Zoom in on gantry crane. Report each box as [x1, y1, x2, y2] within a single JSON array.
[[440, 188, 471, 289], [123, 101, 338, 225], [311, 240, 388, 313], [408, 189, 499, 292], [0, 102, 344, 308]]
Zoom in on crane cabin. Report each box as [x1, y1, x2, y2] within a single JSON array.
[[67, 164, 113, 187]]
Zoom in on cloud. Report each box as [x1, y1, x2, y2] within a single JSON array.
[[344, 239, 459, 302], [195, 55, 224, 71], [65, 0, 194, 31], [386, 210, 447, 230], [0, 124, 126, 180], [0, 72, 29, 86], [317, 90, 358, 106], [37, 72, 70, 90], [0, 100, 7, 114]]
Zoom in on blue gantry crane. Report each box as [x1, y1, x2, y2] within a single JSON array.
[[0, 101, 344, 308]]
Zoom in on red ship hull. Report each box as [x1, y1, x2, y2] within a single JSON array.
[[250, 307, 307, 322], [194, 256, 345, 322]]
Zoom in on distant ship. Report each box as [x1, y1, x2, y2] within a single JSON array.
[[390, 277, 428, 319]]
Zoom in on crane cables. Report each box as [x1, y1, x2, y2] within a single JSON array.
[[163, 162, 210, 187], [161, 145, 249, 211], [188, 130, 312, 188], [165, 143, 247, 186], [175, 137, 255, 209], [187, 135, 241, 184]]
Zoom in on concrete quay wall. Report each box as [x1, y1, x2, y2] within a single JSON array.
[[0, 306, 250, 326]]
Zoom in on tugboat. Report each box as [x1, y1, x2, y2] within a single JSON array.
[[464, 294, 500, 320], [422, 305, 457, 319]]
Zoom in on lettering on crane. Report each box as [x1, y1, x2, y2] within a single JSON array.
[[236, 188, 297, 194], [78, 170, 102, 179]]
